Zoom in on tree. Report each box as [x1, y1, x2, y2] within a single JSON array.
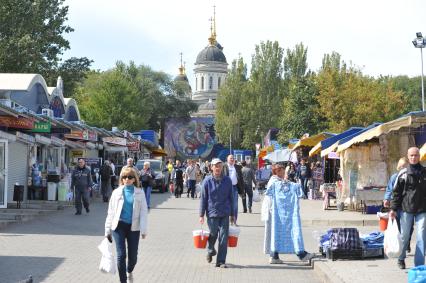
[[0, 0, 91, 96], [241, 40, 284, 148], [76, 61, 196, 132], [316, 52, 405, 132], [216, 57, 248, 148], [278, 43, 324, 142]]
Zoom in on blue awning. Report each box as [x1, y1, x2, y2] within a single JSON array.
[[321, 127, 364, 150], [338, 123, 382, 146]]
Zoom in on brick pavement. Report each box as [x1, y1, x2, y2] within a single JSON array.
[[0, 193, 320, 283], [0, 192, 414, 283]]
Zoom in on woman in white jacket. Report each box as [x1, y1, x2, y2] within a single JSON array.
[[105, 167, 148, 283]]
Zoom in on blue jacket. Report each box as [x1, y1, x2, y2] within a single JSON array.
[[199, 175, 234, 218], [383, 172, 398, 201]]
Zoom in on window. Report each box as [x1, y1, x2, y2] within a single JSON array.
[[209, 76, 213, 90], [201, 77, 204, 90], [218, 77, 221, 88], [195, 78, 198, 91]]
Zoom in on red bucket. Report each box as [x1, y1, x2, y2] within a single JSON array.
[[379, 217, 388, 231], [193, 230, 209, 249], [228, 235, 238, 247], [228, 225, 240, 248]]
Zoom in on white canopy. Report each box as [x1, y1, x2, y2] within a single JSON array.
[[263, 149, 298, 163]]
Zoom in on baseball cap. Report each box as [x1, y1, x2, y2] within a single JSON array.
[[211, 158, 223, 165]]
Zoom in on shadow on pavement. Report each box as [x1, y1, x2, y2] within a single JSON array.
[[0, 256, 64, 283], [231, 263, 313, 270], [1, 191, 172, 236]]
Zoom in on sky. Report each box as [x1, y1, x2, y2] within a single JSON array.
[[63, 0, 426, 88]]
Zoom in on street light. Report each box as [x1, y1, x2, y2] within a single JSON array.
[[412, 32, 426, 111]]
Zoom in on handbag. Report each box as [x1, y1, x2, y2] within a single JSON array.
[[98, 238, 116, 274], [252, 189, 261, 202], [384, 218, 403, 258]]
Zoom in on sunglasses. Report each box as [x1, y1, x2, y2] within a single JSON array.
[[122, 175, 135, 180]]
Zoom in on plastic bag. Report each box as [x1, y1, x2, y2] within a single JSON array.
[[384, 218, 403, 258], [98, 238, 116, 274], [252, 189, 261, 202]]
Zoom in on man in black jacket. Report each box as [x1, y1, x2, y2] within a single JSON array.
[[71, 158, 93, 215], [222, 155, 244, 224], [390, 147, 426, 269]]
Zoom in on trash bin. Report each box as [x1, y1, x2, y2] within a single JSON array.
[[13, 184, 24, 208], [57, 182, 68, 201], [47, 182, 57, 201]]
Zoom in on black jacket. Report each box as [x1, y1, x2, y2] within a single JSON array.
[[222, 163, 244, 195], [391, 164, 426, 213]]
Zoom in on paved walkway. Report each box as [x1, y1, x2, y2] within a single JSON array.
[[0, 192, 413, 282], [0, 193, 319, 283]]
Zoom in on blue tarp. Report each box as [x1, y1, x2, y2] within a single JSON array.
[[321, 127, 364, 151], [338, 123, 382, 147]]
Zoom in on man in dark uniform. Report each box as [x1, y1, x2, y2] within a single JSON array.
[[71, 158, 93, 215]]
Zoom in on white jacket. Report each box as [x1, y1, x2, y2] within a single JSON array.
[[105, 185, 148, 236]]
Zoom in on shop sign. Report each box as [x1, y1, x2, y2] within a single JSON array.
[[71, 150, 84, 160], [64, 130, 97, 141], [0, 116, 33, 129], [103, 136, 127, 146], [127, 141, 140, 152], [32, 121, 51, 133], [35, 134, 51, 145], [16, 132, 35, 144], [51, 136, 65, 147]]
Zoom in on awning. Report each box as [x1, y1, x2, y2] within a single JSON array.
[[104, 144, 128, 152], [263, 149, 298, 163], [309, 127, 364, 157], [336, 113, 426, 152], [151, 148, 167, 156], [292, 132, 335, 150]]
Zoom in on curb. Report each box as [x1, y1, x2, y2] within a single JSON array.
[[313, 259, 344, 283], [302, 219, 378, 227]]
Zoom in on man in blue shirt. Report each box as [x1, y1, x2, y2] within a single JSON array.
[[199, 158, 234, 268]]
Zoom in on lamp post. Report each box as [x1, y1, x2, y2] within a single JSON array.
[[413, 32, 426, 111]]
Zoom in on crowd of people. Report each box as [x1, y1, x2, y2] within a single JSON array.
[[66, 146, 426, 282]]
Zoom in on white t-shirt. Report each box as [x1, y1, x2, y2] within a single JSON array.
[[228, 164, 238, 185], [110, 163, 116, 176], [185, 165, 197, 180]]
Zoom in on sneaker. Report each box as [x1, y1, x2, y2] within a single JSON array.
[[398, 260, 406, 269], [75, 211, 81, 215], [249, 208, 252, 213], [300, 252, 314, 261], [126, 272, 133, 283], [215, 263, 227, 268], [269, 258, 284, 264], [85, 207, 90, 213]]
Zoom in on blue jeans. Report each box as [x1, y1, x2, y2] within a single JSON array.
[[232, 185, 239, 222], [300, 178, 309, 197], [399, 211, 426, 266], [207, 216, 230, 264], [75, 187, 90, 213], [188, 180, 196, 198], [112, 221, 140, 283], [143, 186, 152, 209]]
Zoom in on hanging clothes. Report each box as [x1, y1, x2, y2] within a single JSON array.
[[265, 178, 305, 254]]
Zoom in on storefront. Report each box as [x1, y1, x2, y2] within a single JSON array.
[[0, 131, 13, 208]]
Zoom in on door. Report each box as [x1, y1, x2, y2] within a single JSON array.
[[0, 140, 8, 208]]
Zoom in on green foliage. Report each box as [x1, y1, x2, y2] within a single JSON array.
[[240, 41, 284, 148], [316, 53, 405, 132], [216, 58, 248, 148], [0, 0, 91, 96], [278, 43, 324, 142], [76, 62, 197, 132]]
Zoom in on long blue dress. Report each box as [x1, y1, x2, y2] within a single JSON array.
[[266, 179, 305, 254]]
